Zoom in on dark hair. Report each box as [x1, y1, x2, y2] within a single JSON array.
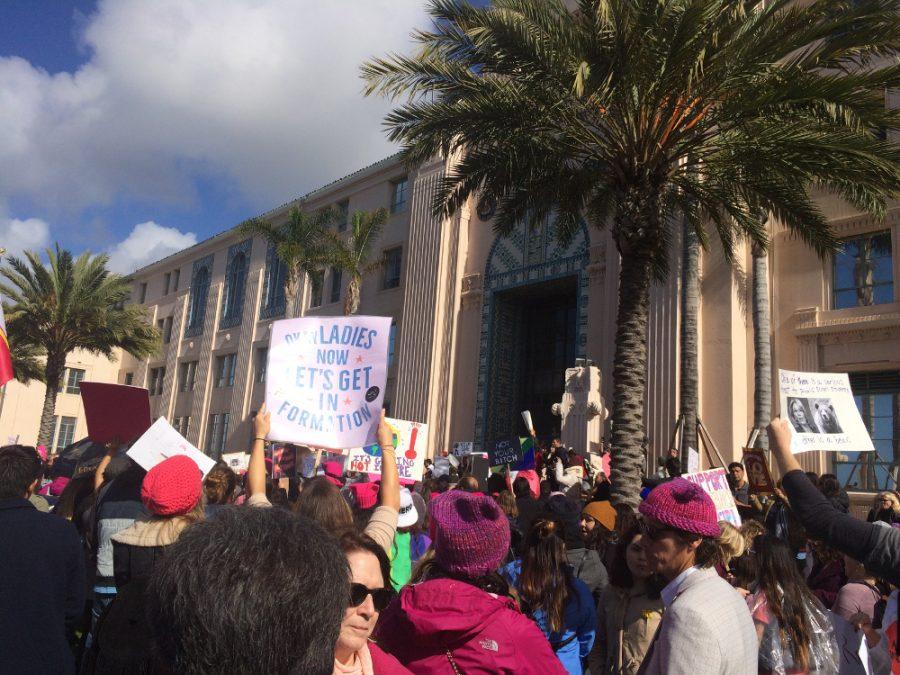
[[52, 472, 95, 522], [539, 480, 552, 499], [752, 535, 816, 671], [728, 462, 743, 472], [294, 476, 354, 531], [147, 507, 348, 675], [520, 519, 576, 633], [0, 445, 42, 499], [203, 463, 237, 505], [513, 476, 532, 499], [804, 471, 820, 487], [609, 523, 663, 597], [457, 475, 480, 492], [819, 473, 840, 498], [338, 529, 392, 592]]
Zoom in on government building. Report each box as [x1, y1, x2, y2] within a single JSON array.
[[2, 150, 897, 502]]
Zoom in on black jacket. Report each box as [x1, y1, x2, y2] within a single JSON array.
[[0, 497, 85, 674]]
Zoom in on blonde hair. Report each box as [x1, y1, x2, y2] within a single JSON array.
[[878, 491, 900, 513], [717, 521, 744, 567]]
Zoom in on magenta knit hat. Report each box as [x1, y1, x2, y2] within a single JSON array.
[[141, 455, 202, 517], [348, 481, 379, 510], [429, 490, 510, 578], [638, 478, 720, 538], [322, 461, 344, 487], [48, 476, 70, 497]]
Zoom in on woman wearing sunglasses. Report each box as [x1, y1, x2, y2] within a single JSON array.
[[334, 530, 411, 674]]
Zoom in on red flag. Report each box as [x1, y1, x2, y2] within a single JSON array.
[[0, 300, 13, 387]]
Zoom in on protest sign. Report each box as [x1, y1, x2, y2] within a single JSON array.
[[521, 410, 534, 435], [687, 446, 700, 474], [587, 451, 611, 478], [452, 442, 474, 457], [221, 452, 250, 473], [488, 437, 525, 467], [269, 444, 297, 480], [513, 436, 536, 471], [682, 468, 741, 526], [345, 418, 427, 482], [741, 448, 775, 494], [432, 456, 451, 478], [266, 315, 391, 449], [80, 382, 151, 444], [127, 418, 216, 477], [468, 453, 491, 482], [779, 370, 874, 454]]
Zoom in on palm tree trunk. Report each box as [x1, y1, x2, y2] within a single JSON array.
[[37, 354, 65, 448], [679, 220, 700, 464], [284, 267, 300, 316], [344, 275, 361, 316], [752, 242, 771, 450], [610, 249, 654, 508]]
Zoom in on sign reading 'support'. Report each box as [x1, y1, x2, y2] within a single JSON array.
[[266, 316, 391, 449]]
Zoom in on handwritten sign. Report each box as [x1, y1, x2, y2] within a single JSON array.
[[741, 448, 775, 494], [682, 468, 741, 526], [221, 452, 250, 473], [488, 437, 524, 467], [345, 418, 427, 482], [266, 316, 390, 448], [687, 447, 700, 474], [452, 442, 474, 457], [127, 418, 216, 477], [80, 382, 151, 444], [778, 369, 874, 454]]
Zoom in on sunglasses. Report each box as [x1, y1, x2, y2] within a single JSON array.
[[349, 583, 394, 612]]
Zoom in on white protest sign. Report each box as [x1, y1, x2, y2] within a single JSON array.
[[778, 369, 874, 454], [432, 456, 451, 478], [521, 410, 534, 434], [345, 418, 428, 482], [682, 468, 741, 526], [687, 446, 700, 474], [127, 418, 216, 477], [221, 452, 250, 473], [452, 441, 474, 457], [266, 316, 391, 448]]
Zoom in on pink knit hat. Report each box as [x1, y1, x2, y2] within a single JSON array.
[[48, 476, 70, 497], [322, 461, 344, 487], [348, 481, 379, 510], [639, 478, 720, 538], [429, 490, 510, 578], [141, 455, 202, 517]]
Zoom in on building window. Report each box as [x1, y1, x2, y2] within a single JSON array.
[[337, 199, 350, 232], [255, 347, 268, 384], [124, 372, 134, 386], [390, 177, 408, 213], [309, 270, 324, 308], [206, 412, 231, 457], [139, 282, 147, 304], [834, 371, 900, 492], [185, 256, 213, 338], [383, 247, 402, 289], [388, 323, 397, 367], [54, 416, 77, 452], [833, 230, 893, 310], [221, 241, 250, 329], [59, 368, 86, 395], [329, 267, 342, 304], [179, 361, 198, 392], [214, 353, 237, 388], [260, 243, 288, 319], [173, 416, 191, 437], [149, 367, 166, 396], [172, 269, 180, 292], [163, 272, 171, 295]]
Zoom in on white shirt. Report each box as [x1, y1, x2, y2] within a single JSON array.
[[661, 565, 699, 607]]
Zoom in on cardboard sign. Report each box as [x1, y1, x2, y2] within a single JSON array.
[[452, 441, 474, 457], [127, 418, 216, 477], [80, 382, 151, 444], [221, 452, 250, 473], [266, 316, 391, 448], [488, 437, 524, 467], [779, 369, 875, 454], [345, 418, 427, 482], [682, 468, 741, 526], [269, 444, 297, 480], [741, 448, 775, 494]]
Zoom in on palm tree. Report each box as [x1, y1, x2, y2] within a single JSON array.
[[240, 206, 337, 312], [329, 208, 389, 315], [752, 239, 772, 451], [0, 247, 159, 446], [363, 0, 900, 505], [8, 337, 45, 384], [679, 219, 700, 461]]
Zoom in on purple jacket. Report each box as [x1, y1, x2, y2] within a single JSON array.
[[375, 578, 567, 674]]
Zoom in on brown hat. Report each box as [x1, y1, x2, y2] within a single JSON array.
[[582, 500, 616, 531]]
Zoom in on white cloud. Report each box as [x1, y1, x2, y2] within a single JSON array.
[[0, 217, 51, 258], [0, 0, 429, 216], [107, 221, 198, 274]]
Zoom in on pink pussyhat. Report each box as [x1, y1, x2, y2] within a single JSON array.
[[322, 461, 344, 487], [639, 478, 720, 538], [36, 445, 48, 461]]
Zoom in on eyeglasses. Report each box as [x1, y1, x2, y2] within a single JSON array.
[[349, 583, 394, 612]]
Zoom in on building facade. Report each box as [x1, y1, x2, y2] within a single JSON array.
[[118, 150, 899, 496]]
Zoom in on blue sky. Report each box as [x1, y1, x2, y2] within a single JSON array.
[[0, 0, 436, 272]]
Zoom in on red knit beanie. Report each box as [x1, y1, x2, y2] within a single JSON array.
[[638, 477, 720, 538], [141, 455, 202, 517]]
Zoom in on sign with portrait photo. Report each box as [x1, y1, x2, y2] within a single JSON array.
[[778, 370, 875, 454], [741, 448, 775, 495]]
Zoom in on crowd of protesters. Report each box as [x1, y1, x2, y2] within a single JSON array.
[[1, 410, 898, 674]]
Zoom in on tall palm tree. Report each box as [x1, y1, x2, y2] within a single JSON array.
[[8, 337, 45, 384], [0, 247, 159, 446], [363, 0, 900, 505], [240, 206, 337, 312], [752, 239, 772, 451], [679, 218, 700, 461], [329, 208, 389, 315]]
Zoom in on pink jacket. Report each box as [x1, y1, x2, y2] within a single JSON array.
[[374, 578, 567, 674]]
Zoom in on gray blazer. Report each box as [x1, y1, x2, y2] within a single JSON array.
[[641, 567, 757, 675]]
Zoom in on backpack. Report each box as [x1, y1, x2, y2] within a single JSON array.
[[83, 578, 157, 674]]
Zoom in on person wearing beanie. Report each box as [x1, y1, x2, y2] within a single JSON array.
[[375, 490, 567, 674], [322, 460, 346, 487], [581, 500, 617, 570], [637, 477, 757, 675], [90, 455, 205, 671], [543, 494, 609, 603]]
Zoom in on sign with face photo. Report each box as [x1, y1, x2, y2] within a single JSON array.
[[778, 369, 875, 454], [741, 448, 775, 494]]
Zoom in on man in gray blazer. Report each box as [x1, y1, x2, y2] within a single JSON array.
[[638, 478, 757, 674]]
